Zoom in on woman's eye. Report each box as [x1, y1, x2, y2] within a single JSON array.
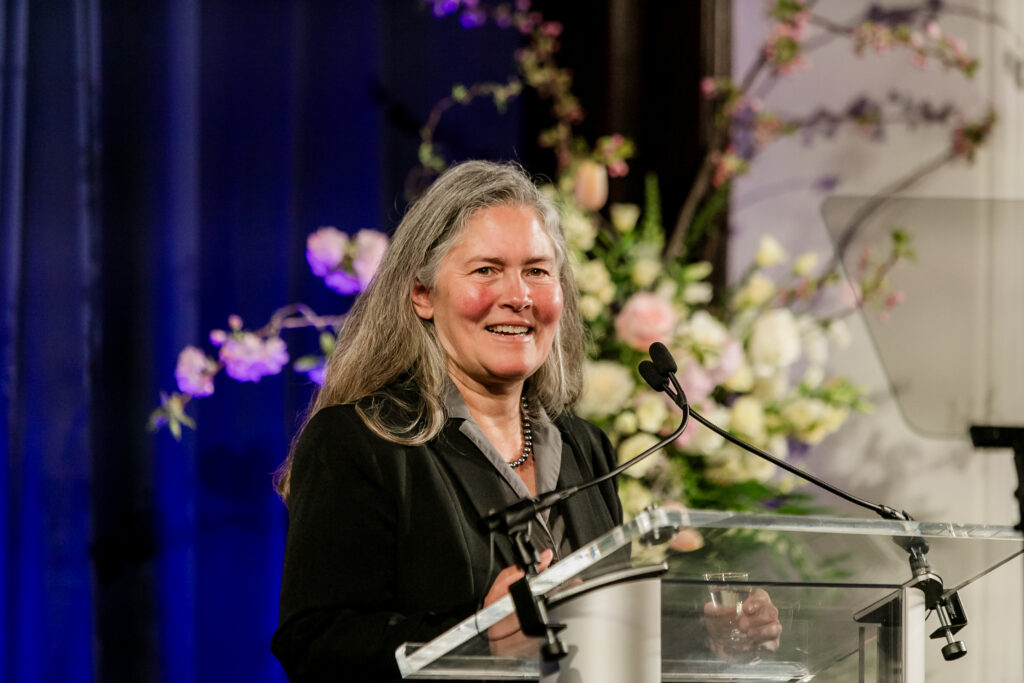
[[475, 266, 494, 275], [528, 267, 549, 277]]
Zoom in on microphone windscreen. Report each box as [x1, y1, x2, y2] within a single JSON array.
[[638, 360, 667, 391], [649, 342, 677, 375]]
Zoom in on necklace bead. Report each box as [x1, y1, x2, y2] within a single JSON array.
[[509, 395, 532, 469]]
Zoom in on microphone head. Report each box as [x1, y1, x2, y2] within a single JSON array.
[[649, 342, 677, 375], [638, 360, 667, 391]]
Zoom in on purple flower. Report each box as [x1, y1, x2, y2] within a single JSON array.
[[306, 227, 348, 277], [219, 334, 289, 382], [324, 270, 363, 295], [175, 345, 218, 397], [305, 364, 326, 386]]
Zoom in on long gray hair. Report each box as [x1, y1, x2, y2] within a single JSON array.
[[275, 160, 585, 499]]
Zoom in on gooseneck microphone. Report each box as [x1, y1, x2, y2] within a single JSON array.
[[641, 342, 968, 662], [642, 342, 912, 522]]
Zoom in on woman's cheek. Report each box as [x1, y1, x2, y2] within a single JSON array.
[[535, 284, 563, 323], [457, 285, 498, 319]]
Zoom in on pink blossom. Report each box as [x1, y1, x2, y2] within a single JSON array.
[[219, 334, 289, 382], [209, 329, 227, 347], [614, 292, 677, 351], [607, 159, 629, 178], [306, 226, 348, 277], [678, 361, 714, 404], [674, 420, 698, 449], [884, 290, 906, 308], [175, 345, 218, 397], [708, 339, 743, 385], [352, 229, 389, 286], [540, 21, 562, 37], [228, 314, 243, 330], [925, 21, 941, 40], [700, 77, 717, 97]]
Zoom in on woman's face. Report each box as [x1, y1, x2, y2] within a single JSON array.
[[412, 204, 563, 394]]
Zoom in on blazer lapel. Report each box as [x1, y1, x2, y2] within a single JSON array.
[[433, 423, 521, 566]]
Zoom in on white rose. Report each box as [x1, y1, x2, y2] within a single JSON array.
[[740, 451, 777, 482], [723, 359, 755, 392], [685, 310, 729, 353], [752, 370, 789, 400], [596, 283, 616, 304], [755, 235, 787, 268], [793, 251, 819, 277], [631, 257, 662, 288], [613, 410, 639, 436], [749, 309, 801, 376], [575, 260, 612, 295], [635, 393, 669, 433], [734, 272, 776, 309], [617, 432, 664, 478], [577, 361, 635, 418], [798, 316, 828, 366], [781, 397, 830, 442], [802, 365, 825, 388], [682, 281, 713, 304], [579, 295, 605, 321], [690, 404, 728, 455], [729, 396, 767, 444], [563, 209, 597, 251]]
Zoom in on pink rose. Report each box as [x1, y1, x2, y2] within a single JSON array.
[[573, 160, 608, 211], [306, 227, 348, 277], [614, 293, 676, 351]]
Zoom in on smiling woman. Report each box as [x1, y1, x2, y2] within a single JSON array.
[[269, 161, 623, 681]]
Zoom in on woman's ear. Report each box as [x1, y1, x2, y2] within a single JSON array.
[[411, 280, 434, 320]]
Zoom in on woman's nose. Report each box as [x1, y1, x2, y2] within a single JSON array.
[[502, 274, 532, 311]]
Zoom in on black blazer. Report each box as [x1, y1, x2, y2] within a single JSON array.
[[271, 403, 623, 682]]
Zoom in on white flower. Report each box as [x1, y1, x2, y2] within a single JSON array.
[[618, 432, 664, 478], [690, 404, 728, 455], [752, 370, 790, 401], [729, 396, 767, 444], [722, 358, 755, 392], [631, 257, 662, 288], [792, 251, 819, 277], [563, 209, 597, 251], [577, 360, 635, 418], [798, 316, 828, 367], [682, 281, 713, 304], [306, 227, 348, 277], [781, 398, 848, 444], [803, 365, 825, 388], [352, 229, 388, 286], [827, 319, 851, 349], [613, 411, 639, 436], [755, 235, 787, 268], [749, 309, 801, 376], [579, 295, 605, 321], [734, 272, 776, 309], [575, 260, 612, 296], [635, 392, 669, 432], [175, 346, 218, 397], [610, 203, 641, 232], [684, 310, 729, 355]]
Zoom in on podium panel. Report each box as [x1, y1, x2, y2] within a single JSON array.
[[396, 508, 1022, 682]]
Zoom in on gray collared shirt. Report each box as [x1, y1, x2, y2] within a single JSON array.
[[443, 382, 570, 559]]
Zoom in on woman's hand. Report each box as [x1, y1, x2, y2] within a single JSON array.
[[485, 548, 554, 654], [704, 588, 782, 659]]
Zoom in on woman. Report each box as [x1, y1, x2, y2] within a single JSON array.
[[271, 161, 780, 681]]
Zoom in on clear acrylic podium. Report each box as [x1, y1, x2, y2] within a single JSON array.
[[395, 507, 1022, 682]]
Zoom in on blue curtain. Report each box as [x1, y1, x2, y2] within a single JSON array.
[[1, 2, 522, 681]]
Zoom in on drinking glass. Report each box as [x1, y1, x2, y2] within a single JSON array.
[[703, 571, 752, 644]]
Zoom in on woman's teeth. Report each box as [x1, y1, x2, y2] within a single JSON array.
[[487, 325, 531, 336]]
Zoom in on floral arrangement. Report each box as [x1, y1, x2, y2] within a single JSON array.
[[152, 0, 995, 533]]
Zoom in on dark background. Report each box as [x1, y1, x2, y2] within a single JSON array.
[[1, 1, 712, 680]]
